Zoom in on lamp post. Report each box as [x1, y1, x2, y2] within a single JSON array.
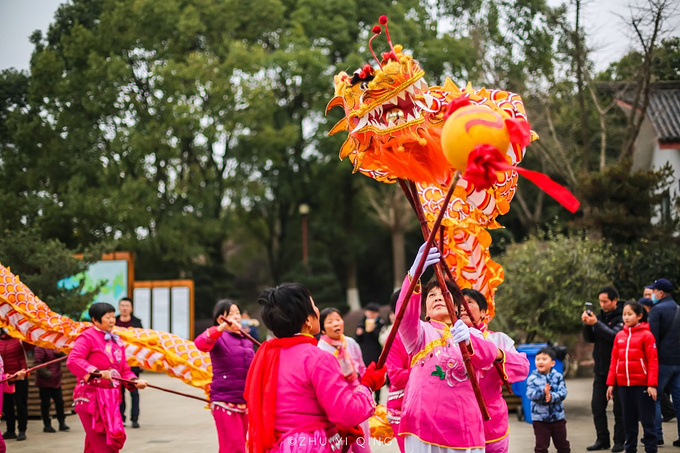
[[299, 203, 310, 266]]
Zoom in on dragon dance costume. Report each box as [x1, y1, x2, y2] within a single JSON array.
[[396, 275, 497, 452], [67, 327, 137, 453]]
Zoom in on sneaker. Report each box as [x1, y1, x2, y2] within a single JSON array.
[[611, 444, 624, 452], [673, 439, 680, 447], [16, 431, 26, 441], [59, 423, 70, 432], [43, 425, 56, 433], [2, 432, 16, 440], [132, 421, 140, 429], [658, 438, 665, 445]]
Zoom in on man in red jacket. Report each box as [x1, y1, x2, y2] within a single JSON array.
[[0, 330, 29, 441]]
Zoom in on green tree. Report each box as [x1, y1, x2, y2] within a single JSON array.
[[0, 229, 105, 319], [493, 231, 610, 342]]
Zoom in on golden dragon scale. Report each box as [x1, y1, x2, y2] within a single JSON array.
[[0, 263, 213, 391]]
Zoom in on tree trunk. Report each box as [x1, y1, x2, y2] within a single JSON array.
[[392, 226, 405, 291], [574, 0, 590, 172]]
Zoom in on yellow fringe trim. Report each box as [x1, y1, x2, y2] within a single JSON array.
[[410, 329, 452, 367], [400, 432, 486, 450]]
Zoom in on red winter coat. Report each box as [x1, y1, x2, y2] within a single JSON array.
[[0, 334, 27, 375], [34, 346, 64, 388], [607, 322, 658, 387]]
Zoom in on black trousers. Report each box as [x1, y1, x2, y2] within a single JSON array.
[[39, 387, 66, 426], [120, 367, 140, 422], [593, 373, 625, 445], [619, 386, 657, 453], [533, 419, 571, 453], [2, 379, 28, 433]]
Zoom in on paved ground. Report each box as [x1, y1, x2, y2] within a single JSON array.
[[4, 374, 677, 452]]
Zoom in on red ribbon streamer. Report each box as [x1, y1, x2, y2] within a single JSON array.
[[464, 144, 580, 213]]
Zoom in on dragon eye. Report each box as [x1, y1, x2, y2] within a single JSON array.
[[360, 81, 369, 90]]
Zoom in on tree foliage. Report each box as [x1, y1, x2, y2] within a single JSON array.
[[493, 231, 611, 342], [1, 0, 678, 326]]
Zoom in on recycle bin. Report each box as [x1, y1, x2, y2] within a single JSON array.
[[512, 343, 564, 423]]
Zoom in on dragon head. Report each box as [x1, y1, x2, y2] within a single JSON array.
[[329, 45, 429, 137], [327, 18, 452, 184]]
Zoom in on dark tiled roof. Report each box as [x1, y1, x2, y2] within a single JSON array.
[[646, 87, 680, 143], [598, 81, 680, 143]]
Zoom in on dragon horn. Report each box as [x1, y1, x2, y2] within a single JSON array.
[[325, 96, 344, 115]]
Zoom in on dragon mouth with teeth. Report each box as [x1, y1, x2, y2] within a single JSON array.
[[349, 77, 434, 134]]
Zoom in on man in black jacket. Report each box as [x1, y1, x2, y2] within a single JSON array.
[[648, 278, 680, 446], [115, 297, 144, 428], [582, 286, 625, 452], [355, 302, 385, 403]]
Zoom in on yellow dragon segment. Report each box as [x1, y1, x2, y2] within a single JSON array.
[[328, 20, 538, 319], [0, 264, 213, 392]]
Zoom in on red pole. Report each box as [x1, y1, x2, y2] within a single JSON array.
[[110, 376, 209, 403], [377, 173, 459, 370], [403, 179, 512, 396]]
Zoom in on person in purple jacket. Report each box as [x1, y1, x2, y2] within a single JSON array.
[[195, 299, 255, 453], [34, 346, 70, 433]]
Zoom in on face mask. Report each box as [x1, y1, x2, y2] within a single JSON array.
[[652, 293, 660, 303]]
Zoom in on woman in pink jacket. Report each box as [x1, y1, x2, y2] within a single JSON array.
[[318, 307, 371, 453], [67, 303, 148, 453], [245, 283, 386, 453], [459, 288, 530, 453], [397, 244, 498, 453]]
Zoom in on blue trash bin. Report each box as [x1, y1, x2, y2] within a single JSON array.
[[512, 343, 564, 424]]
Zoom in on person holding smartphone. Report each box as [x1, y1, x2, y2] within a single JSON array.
[[582, 286, 625, 452]]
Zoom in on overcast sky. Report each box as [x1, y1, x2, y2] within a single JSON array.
[[0, 0, 678, 73]]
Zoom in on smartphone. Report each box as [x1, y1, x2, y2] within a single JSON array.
[[585, 302, 593, 314]]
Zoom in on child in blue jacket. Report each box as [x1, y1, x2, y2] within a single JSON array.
[[526, 347, 571, 453]]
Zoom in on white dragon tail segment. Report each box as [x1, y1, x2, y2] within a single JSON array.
[[0, 263, 213, 392]]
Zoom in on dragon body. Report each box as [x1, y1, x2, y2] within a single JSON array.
[[0, 264, 213, 392]]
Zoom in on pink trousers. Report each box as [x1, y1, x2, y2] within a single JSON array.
[[485, 435, 510, 453], [212, 405, 247, 453], [78, 411, 120, 453]]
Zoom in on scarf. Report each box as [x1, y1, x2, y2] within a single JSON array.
[[245, 334, 318, 453], [320, 335, 356, 380]]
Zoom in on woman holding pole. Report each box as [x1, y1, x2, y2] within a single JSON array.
[[245, 283, 385, 452], [397, 243, 498, 453], [67, 302, 148, 453], [195, 299, 255, 453]]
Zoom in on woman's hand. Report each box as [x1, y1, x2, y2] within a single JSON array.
[[217, 314, 241, 333], [408, 243, 441, 280], [99, 370, 113, 380], [606, 385, 614, 401], [135, 379, 148, 390], [7, 369, 26, 383]]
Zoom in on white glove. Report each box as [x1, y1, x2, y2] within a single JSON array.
[[450, 319, 471, 344], [408, 242, 441, 279]]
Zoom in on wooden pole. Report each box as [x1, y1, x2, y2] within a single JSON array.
[[110, 376, 209, 403], [0, 355, 68, 384], [402, 179, 512, 396], [217, 315, 262, 346], [376, 173, 460, 371]]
